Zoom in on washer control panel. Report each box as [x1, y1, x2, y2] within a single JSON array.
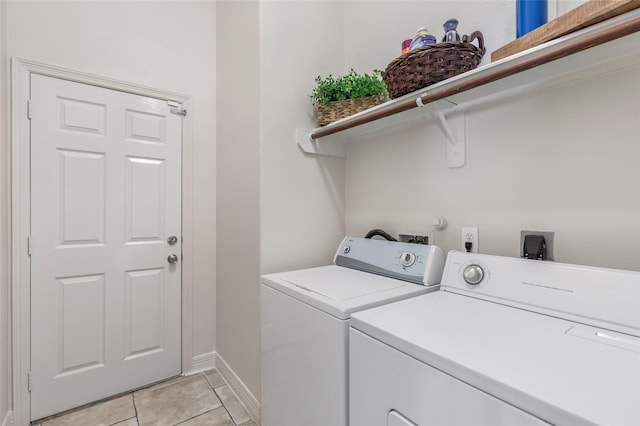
[[334, 236, 444, 285], [441, 250, 640, 338]]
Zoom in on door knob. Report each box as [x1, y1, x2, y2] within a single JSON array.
[[167, 254, 179, 264]]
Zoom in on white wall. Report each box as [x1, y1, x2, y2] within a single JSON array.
[[1, 0, 11, 422], [215, 0, 261, 403], [5, 0, 217, 371], [215, 0, 347, 404], [260, 0, 346, 275], [345, 1, 513, 70], [556, 0, 590, 16], [343, 2, 640, 271]]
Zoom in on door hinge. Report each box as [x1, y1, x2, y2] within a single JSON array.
[[27, 236, 32, 256], [28, 371, 32, 392], [168, 100, 187, 117], [27, 99, 32, 119]]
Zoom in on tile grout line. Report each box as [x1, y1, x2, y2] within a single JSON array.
[[204, 371, 238, 425], [170, 372, 234, 426], [169, 372, 210, 426], [170, 407, 218, 426], [207, 369, 255, 425], [214, 383, 255, 426], [212, 385, 238, 426], [131, 390, 140, 426], [171, 371, 239, 426]]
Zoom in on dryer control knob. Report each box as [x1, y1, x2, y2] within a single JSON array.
[[463, 264, 484, 285], [401, 252, 416, 268]]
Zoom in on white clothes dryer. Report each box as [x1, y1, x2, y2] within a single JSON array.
[[260, 236, 444, 426], [350, 251, 640, 426]]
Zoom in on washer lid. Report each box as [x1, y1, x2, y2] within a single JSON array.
[[261, 265, 434, 319], [351, 291, 640, 426]]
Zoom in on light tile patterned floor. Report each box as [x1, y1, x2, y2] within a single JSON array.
[[32, 369, 257, 426]]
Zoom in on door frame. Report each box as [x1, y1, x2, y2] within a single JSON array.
[[11, 58, 195, 425]]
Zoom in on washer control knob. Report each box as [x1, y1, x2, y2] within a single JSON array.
[[463, 264, 484, 285], [343, 246, 351, 254], [401, 252, 416, 268]]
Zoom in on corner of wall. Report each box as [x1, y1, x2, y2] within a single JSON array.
[[215, 0, 262, 404], [1, 0, 12, 421], [214, 352, 261, 425]]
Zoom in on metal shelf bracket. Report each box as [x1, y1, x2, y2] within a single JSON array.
[[296, 128, 346, 158], [438, 108, 466, 168], [427, 102, 466, 168]]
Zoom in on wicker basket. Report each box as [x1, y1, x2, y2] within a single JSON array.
[[315, 94, 386, 127], [383, 31, 485, 99]]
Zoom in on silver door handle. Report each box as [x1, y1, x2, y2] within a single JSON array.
[[167, 254, 179, 264]]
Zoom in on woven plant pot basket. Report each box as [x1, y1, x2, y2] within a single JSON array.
[[383, 31, 485, 99], [315, 94, 385, 127]]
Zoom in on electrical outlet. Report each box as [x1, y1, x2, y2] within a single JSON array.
[[461, 227, 479, 253]]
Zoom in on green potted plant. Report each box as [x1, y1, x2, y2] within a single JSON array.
[[310, 69, 387, 126]]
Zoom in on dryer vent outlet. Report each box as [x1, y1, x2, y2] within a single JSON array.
[[399, 234, 429, 245]]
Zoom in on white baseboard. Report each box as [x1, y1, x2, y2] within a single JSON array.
[[215, 353, 261, 424], [2, 411, 13, 426], [186, 351, 216, 375]]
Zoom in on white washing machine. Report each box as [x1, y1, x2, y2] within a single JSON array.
[[260, 236, 444, 426], [350, 250, 640, 426]]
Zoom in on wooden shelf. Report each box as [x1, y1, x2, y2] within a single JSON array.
[[298, 8, 640, 164], [492, 0, 640, 61]]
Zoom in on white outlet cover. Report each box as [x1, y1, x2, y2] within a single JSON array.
[[461, 227, 478, 253]]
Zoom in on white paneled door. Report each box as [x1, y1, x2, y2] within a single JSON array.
[[30, 74, 182, 420]]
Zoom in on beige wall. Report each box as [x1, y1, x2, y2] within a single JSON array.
[[343, 2, 640, 271], [345, 1, 513, 70], [345, 66, 640, 270], [260, 0, 346, 275], [1, 0, 11, 422], [556, 0, 590, 16], [3, 1, 217, 411], [215, 0, 261, 403], [216, 0, 347, 404]]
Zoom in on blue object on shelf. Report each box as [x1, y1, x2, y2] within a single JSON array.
[[517, 0, 548, 38], [409, 27, 437, 51], [442, 18, 461, 42]]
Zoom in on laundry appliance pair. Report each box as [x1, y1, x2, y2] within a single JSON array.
[[261, 236, 640, 426]]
